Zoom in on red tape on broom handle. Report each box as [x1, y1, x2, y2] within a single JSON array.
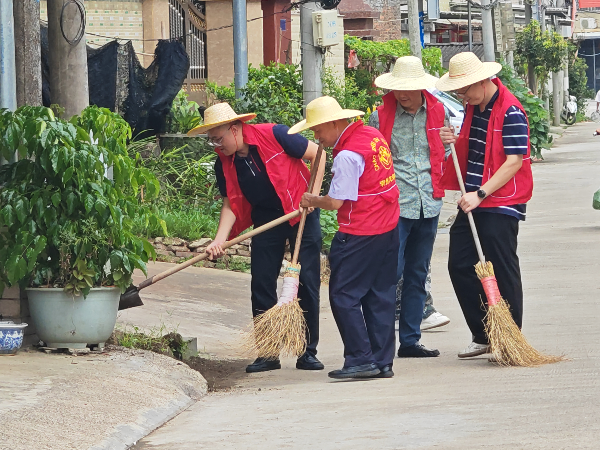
[[481, 275, 502, 306], [449, 142, 486, 266], [291, 143, 324, 266]]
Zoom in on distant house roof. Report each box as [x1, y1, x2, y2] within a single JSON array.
[[426, 42, 485, 68]]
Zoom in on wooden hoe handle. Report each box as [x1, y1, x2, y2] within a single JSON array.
[[139, 210, 302, 290]]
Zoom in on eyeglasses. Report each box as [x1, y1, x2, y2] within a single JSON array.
[[453, 84, 473, 99], [207, 125, 233, 147]]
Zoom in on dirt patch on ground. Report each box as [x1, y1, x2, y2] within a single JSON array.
[[186, 356, 251, 392]]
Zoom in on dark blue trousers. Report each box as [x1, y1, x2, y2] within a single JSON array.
[[328, 226, 399, 368], [251, 210, 322, 355], [397, 211, 440, 348]]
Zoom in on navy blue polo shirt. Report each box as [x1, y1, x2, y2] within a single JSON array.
[[465, 90, 529, 221], [214, 124, 309, 225]]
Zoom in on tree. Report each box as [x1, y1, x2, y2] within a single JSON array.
[[515, 21, 568, 99]]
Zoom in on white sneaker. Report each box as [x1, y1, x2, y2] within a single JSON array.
[[421, 312, 450, 331], [458, 341, 491, 358]]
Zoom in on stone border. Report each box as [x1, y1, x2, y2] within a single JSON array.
[[152, 237, 251, 268], [150, 237, 331, 281]]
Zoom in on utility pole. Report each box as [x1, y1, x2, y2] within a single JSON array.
[[525, 1, 536, 93], [0, 0, 17, 112], [481, 0, 496, 62], [552, 0, 565, 126], [300, 3, 323, 106], [408, 0, 422, 58], [232, 0, 248, 99], [539, 2, 550, 119], [0, 0, 17, 165], [47, 0, 89, 119], [14, 0, 42, 107], [468, 0, 473, 51]]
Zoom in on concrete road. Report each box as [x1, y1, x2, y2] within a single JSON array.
[[133, 122, 600, 449]]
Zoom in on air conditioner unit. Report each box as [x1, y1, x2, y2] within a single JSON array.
[[581, 18, 597, 29]]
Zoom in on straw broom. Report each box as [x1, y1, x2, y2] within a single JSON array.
[[243, 144, 324, 358], [449, 142, 563, 367]]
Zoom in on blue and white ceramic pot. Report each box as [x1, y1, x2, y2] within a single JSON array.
[[0, 321, 28, 355]]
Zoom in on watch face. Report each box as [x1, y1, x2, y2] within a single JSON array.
[[477, 189, 486, 199]]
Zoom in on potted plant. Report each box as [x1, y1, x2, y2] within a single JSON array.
[[0, 106, 166, 349]]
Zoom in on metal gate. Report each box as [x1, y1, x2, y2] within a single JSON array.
[[169, 0, 207, 103]]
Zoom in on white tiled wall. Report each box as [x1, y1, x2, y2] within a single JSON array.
[[40, 1, 145, 54]]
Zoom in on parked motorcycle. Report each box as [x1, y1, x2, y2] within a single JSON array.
[[561, 95, 577, 125]]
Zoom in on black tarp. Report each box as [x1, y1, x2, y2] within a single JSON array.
[[41, 24, 190, 137]]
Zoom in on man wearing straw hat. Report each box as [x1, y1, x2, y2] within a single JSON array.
[[369, 55, 450, 358], [436, 52, 533, 358], [188, 103, 326, 373], [290, 96, 400, 379]]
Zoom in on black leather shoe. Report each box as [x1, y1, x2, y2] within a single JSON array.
[[328, 363, 380, 379], [296, 352, 325, 370], [246, 357, 281, 373], [375, 364, 394, 378], [397, 342, 440, 358]]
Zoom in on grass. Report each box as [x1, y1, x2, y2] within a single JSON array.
[[132, 205, 220, 242], [112, 324, 191, 360]]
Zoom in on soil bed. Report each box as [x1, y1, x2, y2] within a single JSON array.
[[186, 356, 251, 392]]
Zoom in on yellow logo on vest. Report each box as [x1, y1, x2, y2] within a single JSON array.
[[370, 137, 392, 171], [380, 173, 396, 188]]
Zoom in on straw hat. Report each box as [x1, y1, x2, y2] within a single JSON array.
[[288, 96, 364, 135], [435, 52, 502, 92], [374, 56, 438, 91], [187, 102, 256, 136]]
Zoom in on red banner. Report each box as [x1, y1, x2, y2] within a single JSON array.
[[580, 0, 600, 8]]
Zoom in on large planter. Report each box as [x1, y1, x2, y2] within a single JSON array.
[[26, 287, 120, 349]]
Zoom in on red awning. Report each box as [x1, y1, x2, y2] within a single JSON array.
[[580, 0, 600, 7]]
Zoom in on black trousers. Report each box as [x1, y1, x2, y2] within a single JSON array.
[[250, 210, 322, 356], [328, 227, 399, 369], [448, 210, 523, 345]]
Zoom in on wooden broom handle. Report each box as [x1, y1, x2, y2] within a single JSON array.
[[139, 210, 302, 290], [291, 144, 324, 265], [449, 142, 486, 265]]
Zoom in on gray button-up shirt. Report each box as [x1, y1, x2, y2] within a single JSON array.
[[369, 99, 443, 220]]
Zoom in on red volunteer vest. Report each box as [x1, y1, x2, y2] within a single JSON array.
[[440, 78, 533, 207], [217, 123, 311, 238], [332, 121, 400, 236], [376, 90, 447, 198]]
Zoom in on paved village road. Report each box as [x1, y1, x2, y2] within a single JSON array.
[[132, 122, 600, 449]]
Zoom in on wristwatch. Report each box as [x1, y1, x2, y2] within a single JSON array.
[[476, 189, 487, 199]]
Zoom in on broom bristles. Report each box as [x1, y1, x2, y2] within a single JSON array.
[[475, 261, 564, 367], [241, 300, 307, 358], [241, 264, 307, 358], [485, 298, 564, 366]]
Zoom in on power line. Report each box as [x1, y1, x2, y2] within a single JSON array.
[[45, 1, 328, 47]]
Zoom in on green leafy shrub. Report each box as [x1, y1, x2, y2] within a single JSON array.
[[127, 134, 221, 241], [129, 138, 218, 208], [322, 66, 372, 119], [207, 63, 304, 127], [320, 209, 339, 253], [498, 62, 552, 159], [167, 90, 202, 134], [0, 106, 163, 296], [344, 35, 446, 109]]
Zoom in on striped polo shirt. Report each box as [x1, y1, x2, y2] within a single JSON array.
[[465, 90, 529, 221]]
